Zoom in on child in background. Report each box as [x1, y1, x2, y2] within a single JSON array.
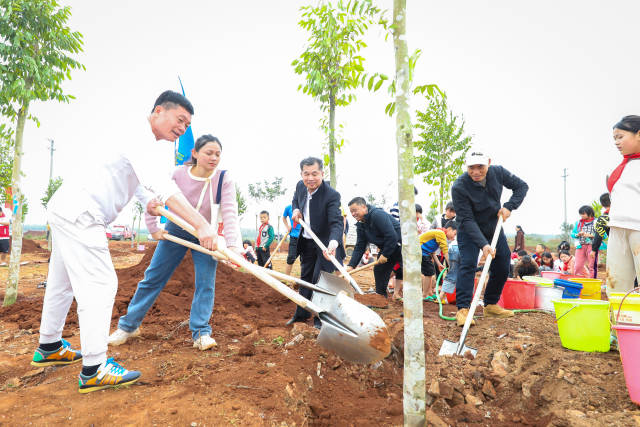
[[416, 204, 429, 234], [539, 251, 556, 272], [552, 252, 563, 271], [532, 244, 547, 266], [591, 192, 610, 279], [439, 236, 459, 303], [514, 255, 540, 279], [358, 247, 375, 267], [242, 240, 257, 264], [559, 250, 585, 276], [571, 205, 596, 277], [255, 210, 274, 269], [606, 115, 640, 296], [419, 222, 456, 301]]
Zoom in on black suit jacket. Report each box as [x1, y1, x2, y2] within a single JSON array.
[[292, 180, 344, 249]]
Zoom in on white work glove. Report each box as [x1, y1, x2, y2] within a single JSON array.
[[323, 239, 338, 260]]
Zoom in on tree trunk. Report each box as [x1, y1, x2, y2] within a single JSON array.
[[3, 103, 29, 307], [439, 169, 445, 213], [328, 92, 337, 188], [393, 1, 426, 425]]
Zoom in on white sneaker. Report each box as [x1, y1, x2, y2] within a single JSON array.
[[108, 328, 140, 346], [193, 334, 217, 350]]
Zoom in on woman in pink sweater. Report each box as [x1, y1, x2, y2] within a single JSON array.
[[110, 134, 241, 350]]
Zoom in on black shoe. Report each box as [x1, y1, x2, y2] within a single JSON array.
[[285, 316, 307, 326], [313, 317, 322, 330]]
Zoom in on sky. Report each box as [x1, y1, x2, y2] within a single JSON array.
[[13, 0, 640, 235]]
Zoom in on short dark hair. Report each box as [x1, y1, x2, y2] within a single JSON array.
[[415, 204, 422, 214], [260, 210, 269, 216], [348, 197, 367, 207], [243, 240, 252, 246], [541, 252, 553, 267], [517, 250, 527, 257], [578, 205, 595, 217], [613, 115, 640, 133], [151, 90, 194, 115], [600, 193, 611, 208], [444, 220, 457, 230], [537, 243, 547, 250], [516, 256, 539, 279], [558, 241, 570, 252], [300, 157, 323, 171], [445, 202, 455, 212], [559, 249, 571, 257]]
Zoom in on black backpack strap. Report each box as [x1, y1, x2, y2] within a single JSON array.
[[216, 170, 226, 204]]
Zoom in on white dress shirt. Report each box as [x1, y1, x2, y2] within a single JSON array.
[[48, 123, 181, 225], [302, 187, 319, 239]]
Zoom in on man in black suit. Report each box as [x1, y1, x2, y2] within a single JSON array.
[[288, 157, 345, 327]]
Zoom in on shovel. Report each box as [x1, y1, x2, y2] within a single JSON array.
[[156, 207, 391, 364], [263, 229, 290, 268], [439, 216, 504, 357], [342, 260, 380, 277], [296, 218, 364, 294]]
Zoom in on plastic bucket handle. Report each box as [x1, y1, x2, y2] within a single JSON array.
[[555, 304, 578, 323], [615, 287, 640, 324]]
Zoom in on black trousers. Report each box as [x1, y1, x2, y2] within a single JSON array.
[[373, 247, 403, 297], [256, 247, 272, 269], [286, 236, 300, 265], [294, 237, 344, 319]]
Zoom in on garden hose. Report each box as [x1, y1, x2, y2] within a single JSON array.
[[434, 267, 544, 322]]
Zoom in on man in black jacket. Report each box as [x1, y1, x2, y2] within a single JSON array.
[[288, 157, 346, 327], [452, 150, 529, 327], [346, 197, 402, 297]]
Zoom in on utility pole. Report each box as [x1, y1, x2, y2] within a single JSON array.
[[47, 139, 55, 183], [562, 168, 569, 234]]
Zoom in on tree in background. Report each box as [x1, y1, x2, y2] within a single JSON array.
[[132, 201, 144, 246], [365, 192, 387, 209], [248, 177, 286, 203], [0, 124, 14, 202], [292, 0, 386, 188], [1, 0, 85, 306], [40, 176, 63, 250], [236, 187, 247, 216], [391, 1, 425, 424], [414, 90, 472, 214]]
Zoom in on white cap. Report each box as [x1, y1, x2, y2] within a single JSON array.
[[465, 150, 489, 166]]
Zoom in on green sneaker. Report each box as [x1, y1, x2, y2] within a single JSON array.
[[31, 339, 82, 367]]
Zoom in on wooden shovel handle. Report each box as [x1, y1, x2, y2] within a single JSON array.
[[342, 260, 379, 276], [264, 230, 290, 268], [156, 207, 323, 314], [297, 217, 364, 294]]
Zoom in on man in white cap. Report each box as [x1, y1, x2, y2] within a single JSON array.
[[450, 149, 529, 326]]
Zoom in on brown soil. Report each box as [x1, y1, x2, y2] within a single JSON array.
[[354, 293, 389, 309], [0, 241, 638, 426]]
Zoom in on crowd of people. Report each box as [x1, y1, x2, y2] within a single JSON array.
[[22, 87, 639, 395]]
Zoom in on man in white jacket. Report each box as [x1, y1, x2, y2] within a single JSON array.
[[30, 91, 218, 394]]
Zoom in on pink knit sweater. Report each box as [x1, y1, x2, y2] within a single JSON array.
[[145, 166, 241, 248]]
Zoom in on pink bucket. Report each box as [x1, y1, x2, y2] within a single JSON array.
[[541, 271, 563, 280], [613, 324, 640, 405]]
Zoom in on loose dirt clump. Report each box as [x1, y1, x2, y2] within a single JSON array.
[[354, 293, 389, 308]]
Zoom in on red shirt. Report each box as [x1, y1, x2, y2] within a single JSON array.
[[0, 211, 9, 239]]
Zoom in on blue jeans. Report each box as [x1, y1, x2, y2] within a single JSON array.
[[455, 227, 510, 309], [118, 222, 218, 340]]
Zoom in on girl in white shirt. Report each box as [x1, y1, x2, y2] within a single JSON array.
[[606, 115, 640, 295]]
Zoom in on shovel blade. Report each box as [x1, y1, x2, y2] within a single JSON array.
[[438, 339, 478, 358], [317, 291, 391, 364], [312, 271, 355, 312]]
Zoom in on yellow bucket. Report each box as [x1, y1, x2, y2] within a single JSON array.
[[610, 293, 640, 325], [568, 277, 602, 300]]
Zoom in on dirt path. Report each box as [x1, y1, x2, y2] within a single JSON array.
[[0, 240, 638, 426]]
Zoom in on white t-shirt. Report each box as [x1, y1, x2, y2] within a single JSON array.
[[609, 159, 640, 231], [48, 122, 180, 226]]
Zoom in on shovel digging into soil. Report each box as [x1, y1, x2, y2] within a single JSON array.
[[156, 207, 391, 364], [439, 216, 504, 358]]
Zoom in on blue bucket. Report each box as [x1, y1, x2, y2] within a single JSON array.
[[554, 279, 583, 299]]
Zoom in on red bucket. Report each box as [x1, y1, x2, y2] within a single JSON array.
[[497, 280, 536, 309]]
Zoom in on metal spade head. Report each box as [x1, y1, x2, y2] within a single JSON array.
[[438, 339, 478, 358], [316, 291, 391, 364], [311, 271, 354, 312]]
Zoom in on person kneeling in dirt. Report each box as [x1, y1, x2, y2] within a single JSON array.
[[110, 134, 242, 351], [345, 197, 402, 298], [451, 149, 528, 327], [32, 91, 219, 394]]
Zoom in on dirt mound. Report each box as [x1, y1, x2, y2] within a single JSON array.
[[6, 238, 49, 255]]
